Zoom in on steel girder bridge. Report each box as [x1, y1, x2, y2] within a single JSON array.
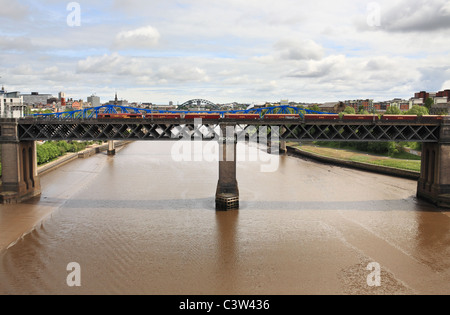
[[179, 99, 219, 109], [18, 105, 441, 142], [18, 120, 441, 144], [30, 104, 329, 120]]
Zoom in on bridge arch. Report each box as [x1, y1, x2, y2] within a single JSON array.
[[180, 99, 219, 109]]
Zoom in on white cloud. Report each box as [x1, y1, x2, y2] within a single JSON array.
[[358, 0, 450, 32], [275, 39, 325, 61], [114, 26, 160, 49], [155, 64, 209, 83], [0, 36, 35, 51], [0, 0, 29, 20], [287, 55, 347, 78], [2, 0, 450, 103]]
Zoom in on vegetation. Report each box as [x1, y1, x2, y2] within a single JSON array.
[[385, 106, 401, 115], [406, 105, 429, 116], [308, 105, 321, 112], [315, 141, 422, 159], [349, 155, 421, 172], [343, 106, 356, 114], [294, 144, 421, 172], [36, 141, 98, 165], [425, 97, 434, 112]]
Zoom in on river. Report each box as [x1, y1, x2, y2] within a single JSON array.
[[0, 141, 449, 295]]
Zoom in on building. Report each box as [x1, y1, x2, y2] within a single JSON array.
[[109, 92, 128, 106], [47, 97, 59, 106], [88, 94, 101, 107], [319, 101, 346, 113], [344, 99, 374, 112], [0, 88, 27, 118], [22, 92, 54, 107], [386, 98, 410, 111], [410, 89, 450, 113], [414, 91, 429, 104]]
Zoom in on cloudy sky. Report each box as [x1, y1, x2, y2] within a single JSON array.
[[1, 0, 450, 104]]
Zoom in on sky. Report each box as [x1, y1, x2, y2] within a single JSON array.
[[1, 0, 450, 105]]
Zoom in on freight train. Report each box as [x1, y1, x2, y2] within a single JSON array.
[[96, 112, 444, 123]]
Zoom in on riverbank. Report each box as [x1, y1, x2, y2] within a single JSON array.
[[37, 141, 131, 175], [287, 143, 421, 180], [0, 141, 131, 251]]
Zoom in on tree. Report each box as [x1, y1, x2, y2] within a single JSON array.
[[385, 106, 401, 115], [425, 97, 434, 111], [358, 105, 365, 113], [407, 105, 429, 116], [309, 105, 321, 112], [343, 106, 356, 114]]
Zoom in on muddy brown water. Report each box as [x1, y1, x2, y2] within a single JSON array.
[[0, 141, 449, 295]]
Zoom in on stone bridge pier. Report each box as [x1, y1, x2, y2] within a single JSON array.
[[0, 119, 41, 204], [417, 117, 450, 207], [107, 140, 116, 156], [216, 124, 239, 211]]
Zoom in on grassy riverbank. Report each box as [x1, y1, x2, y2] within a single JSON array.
[[288, 143, 422, 172]]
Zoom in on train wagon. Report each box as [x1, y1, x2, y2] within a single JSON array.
[[263, 114, 299, 120], [304, 114, 340, 121], [184, 113, 221, 120], [420, 115, 444, 123], [146, 113, 182, 119], [97, 113, 143, 119], [224, 114, 260, 120], [381, 115, 418, 122], [342, 115, 380, 121]]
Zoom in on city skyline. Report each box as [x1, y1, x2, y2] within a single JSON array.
[[1, 0, 450, 104]]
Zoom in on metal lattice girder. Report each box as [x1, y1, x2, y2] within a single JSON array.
[[275, 124, 440, 142], [17, 121, 441, 142]]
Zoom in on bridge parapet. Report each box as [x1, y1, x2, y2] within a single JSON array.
[[0, 119, 19, 143], [439, 116, 450, 144]]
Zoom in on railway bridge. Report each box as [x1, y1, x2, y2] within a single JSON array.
[[1, 105, 450, 210]]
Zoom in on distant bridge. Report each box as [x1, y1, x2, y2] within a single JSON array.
[[180, 99, 219, 109]]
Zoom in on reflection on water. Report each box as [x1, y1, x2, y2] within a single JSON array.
[[0, 141, 449, 295]]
